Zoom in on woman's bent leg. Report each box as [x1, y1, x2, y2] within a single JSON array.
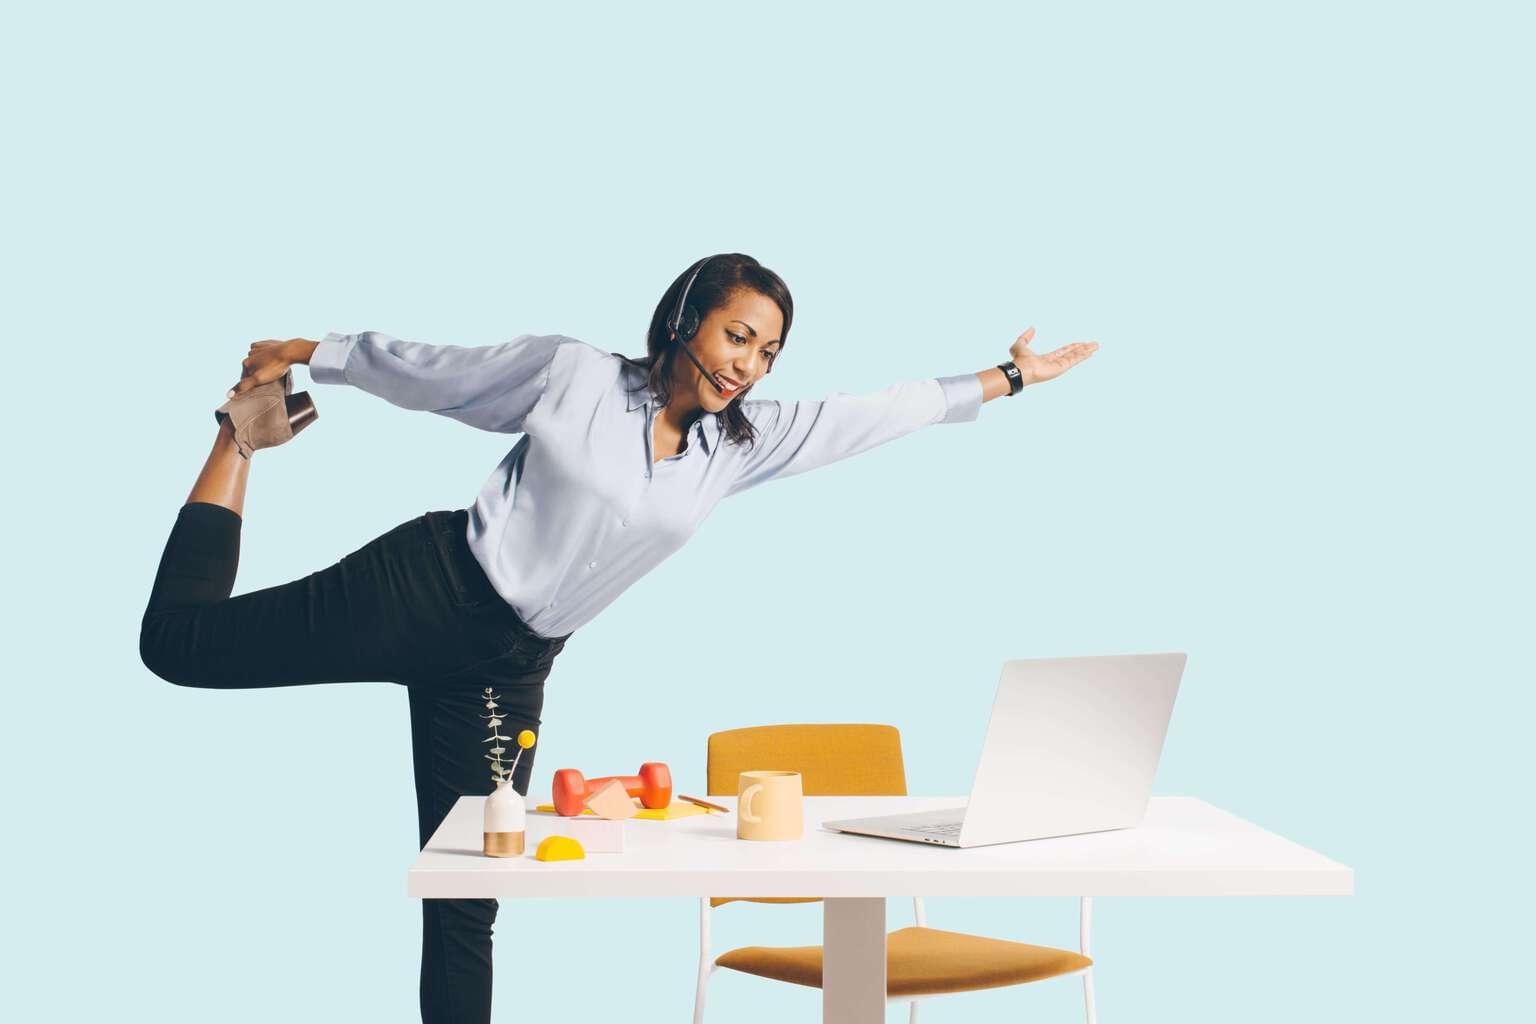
[[139, 502, 461, 689], [408, 638, 563, 1024], [186, 418, 251, 518]]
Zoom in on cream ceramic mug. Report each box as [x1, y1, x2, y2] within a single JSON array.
[[736, 770, 804, 841]]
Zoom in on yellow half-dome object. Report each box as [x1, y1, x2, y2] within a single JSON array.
[[534, 835, 585, 862], [516, 730, 536, 749]]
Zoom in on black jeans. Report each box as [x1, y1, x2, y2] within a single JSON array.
[[139, 502, 571, 1024]]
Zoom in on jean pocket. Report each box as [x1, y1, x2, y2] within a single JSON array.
[[424, 512, 497, 611], [432, 634, 553, 691]]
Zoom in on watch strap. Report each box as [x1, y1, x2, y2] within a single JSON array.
[[998, 362, 1024, 396]]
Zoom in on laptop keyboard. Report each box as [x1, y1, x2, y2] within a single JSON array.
[[902, 821, 962, 836]]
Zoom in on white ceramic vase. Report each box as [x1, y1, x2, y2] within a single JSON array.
[[483, 779, 526, 857]]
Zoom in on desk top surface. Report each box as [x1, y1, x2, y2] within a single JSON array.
[[408, 796, 1352, 899]]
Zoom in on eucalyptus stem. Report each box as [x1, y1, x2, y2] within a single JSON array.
[[481, 687, 512, 785]]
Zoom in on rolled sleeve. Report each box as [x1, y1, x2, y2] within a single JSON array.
[[936, 372, 983, 423], [307, 331, 355, 385]]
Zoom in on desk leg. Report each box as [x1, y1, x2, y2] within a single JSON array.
[[823, 897, 886, 1023]]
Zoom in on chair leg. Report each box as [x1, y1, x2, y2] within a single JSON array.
[[908, 998, 920, 1023], [693, 963, 711, 1024], [694, 898, 712, 1024], [1078, 896, 1097, 1024]]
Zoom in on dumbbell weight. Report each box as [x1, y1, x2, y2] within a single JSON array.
[[551, 762, 673, 817]]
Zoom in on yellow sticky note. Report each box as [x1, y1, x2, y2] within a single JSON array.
[[533, 800, 709, 821]]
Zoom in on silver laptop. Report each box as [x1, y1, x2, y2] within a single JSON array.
[[824, 653, 1186, 848]]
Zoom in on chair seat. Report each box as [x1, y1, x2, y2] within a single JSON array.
[[711, 896, 823, 908], [714, 926, 1093, 998]]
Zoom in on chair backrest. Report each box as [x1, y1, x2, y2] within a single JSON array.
[[706, 723, 906, 909], [707, 723, 907, 797]]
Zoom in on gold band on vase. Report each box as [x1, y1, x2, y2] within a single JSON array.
[[483, 831, 526, 857]]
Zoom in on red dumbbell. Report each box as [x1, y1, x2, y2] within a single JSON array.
[[551, 762, 672, 817]]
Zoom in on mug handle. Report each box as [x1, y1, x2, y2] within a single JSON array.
[[740, 784, 763, 824]]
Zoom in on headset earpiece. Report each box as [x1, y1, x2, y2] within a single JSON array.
[[668, 256, 716, 346], [674, 304, 700, 342]]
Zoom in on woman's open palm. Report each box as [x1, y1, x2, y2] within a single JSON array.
[[1009, 326, 1099, 385]]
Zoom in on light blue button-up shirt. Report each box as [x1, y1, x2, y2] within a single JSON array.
[[310, 331, 984, 638]]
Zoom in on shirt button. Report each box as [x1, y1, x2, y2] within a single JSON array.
[[621, 518, 630, 527], [588, 561, 597, 569]]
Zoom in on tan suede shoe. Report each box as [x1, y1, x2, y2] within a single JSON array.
[[213, 369, 319, 459]]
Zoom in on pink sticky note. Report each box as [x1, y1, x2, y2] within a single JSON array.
[[584, 779, 639, 819]]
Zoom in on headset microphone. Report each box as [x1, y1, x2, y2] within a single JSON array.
[[676, 333, 728, 392]]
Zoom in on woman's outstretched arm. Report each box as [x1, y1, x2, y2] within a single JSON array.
[[229, 331, 569, 434], [725, 327, 1098, 497]]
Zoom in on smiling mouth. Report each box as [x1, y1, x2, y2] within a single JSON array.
[[715, 374, 743, 395]]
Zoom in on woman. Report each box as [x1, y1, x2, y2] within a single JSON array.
[[138, 252, 1097, 1023]]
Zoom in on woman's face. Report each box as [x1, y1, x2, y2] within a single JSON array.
[[672, 289, 784, 413]]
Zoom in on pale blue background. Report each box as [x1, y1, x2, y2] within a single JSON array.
[[4, 1, 1530, 1021]]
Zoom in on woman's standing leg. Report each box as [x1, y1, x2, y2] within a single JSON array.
[[407, 509, 571, 1024], [407, 672, 546, 1024]]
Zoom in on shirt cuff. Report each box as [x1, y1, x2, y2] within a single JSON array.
[[935, 372, 984, 423], [308, 331, 356, 385]]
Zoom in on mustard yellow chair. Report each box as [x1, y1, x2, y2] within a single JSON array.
[[694, 723, 1097, 1023]]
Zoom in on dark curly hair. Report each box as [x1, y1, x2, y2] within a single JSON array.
[[616, 253, 794, 451]]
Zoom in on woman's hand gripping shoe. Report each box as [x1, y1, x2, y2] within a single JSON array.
[[213, 368, 318, 459]]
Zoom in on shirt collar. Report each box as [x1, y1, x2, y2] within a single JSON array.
[[621, 359, 720, 455], [623, 360, 653, 412]]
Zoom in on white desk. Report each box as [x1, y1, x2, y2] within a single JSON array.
[[408, 796, 1352, 1021]]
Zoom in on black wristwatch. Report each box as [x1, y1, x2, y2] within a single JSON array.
[[998, 362, 1024, 396]]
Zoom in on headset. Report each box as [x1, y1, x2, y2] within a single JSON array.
[[667, 254, 716, 344], [665, 254, 751, 394]]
